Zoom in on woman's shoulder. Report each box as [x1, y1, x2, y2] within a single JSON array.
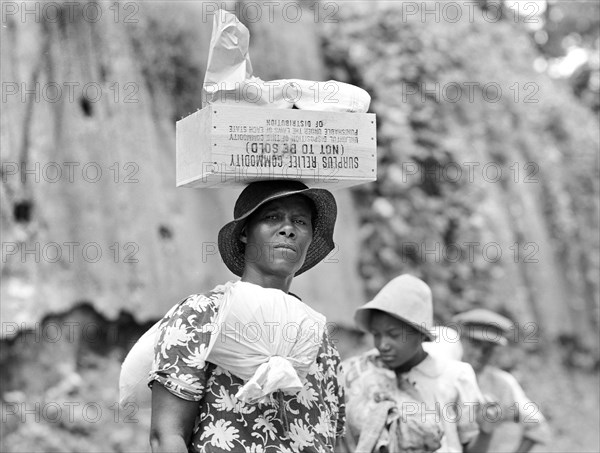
[[444, 357, 477, 376], [420, 354, 478, 383], [161, 280, 235, 323], [433, 356, 482, 395]]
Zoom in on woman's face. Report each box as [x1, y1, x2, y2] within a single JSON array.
[[240, 194, 314, 278], [369, 311, 425, 370]]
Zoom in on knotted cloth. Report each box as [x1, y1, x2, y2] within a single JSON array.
[[119, 281, 325, 409], [208, 281, 326, 404]]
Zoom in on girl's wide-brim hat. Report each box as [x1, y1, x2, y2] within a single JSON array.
[[354, 274, 435, 341], [218, 180, 337, 277]]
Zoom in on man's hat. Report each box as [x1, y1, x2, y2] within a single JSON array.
[[451, 309, 513, 346], [354, 274, 435, 341], [218, 180, 337, 276]]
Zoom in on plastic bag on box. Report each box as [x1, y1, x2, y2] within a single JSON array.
[[203, 10, 371, 113], [289, 78, 372, 113], [202, 9, 293, 109]]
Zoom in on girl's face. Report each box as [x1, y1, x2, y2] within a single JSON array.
[[369, 311, 425, 370], [461, 337, 496, 373]]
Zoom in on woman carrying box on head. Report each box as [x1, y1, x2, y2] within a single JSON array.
[[148, 180, 345, 453], [341, 274, 499, 453]]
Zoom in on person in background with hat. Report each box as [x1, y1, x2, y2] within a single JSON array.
[[452, 309, 551, 453], [341, 274, 497, 453], [148, 180, 345, 453]]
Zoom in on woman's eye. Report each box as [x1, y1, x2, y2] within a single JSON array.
[[294, 219, 307, 225]]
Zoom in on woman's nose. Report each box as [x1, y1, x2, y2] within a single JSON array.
[[278, 219, 296, 237], [379, 339, 391, 351]]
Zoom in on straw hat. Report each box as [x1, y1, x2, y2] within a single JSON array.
[[218, 180, 337, 276], [354, 274, 435, 341]]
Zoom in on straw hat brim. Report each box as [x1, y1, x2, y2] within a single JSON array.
[[218, 188, 336, 277]]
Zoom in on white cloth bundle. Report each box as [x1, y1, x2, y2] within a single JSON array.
[[119, 319, 161, 407], [203, 10, 371, 113], [119, 281, 325, 408], [118, 281, 235, 408], [209, 281, 326, 404]]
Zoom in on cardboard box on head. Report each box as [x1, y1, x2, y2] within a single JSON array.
[[176, 105, 377, 188], [177, 9, 377, 189]]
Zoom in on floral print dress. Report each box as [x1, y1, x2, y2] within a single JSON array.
[[149, 282, 346, 453]]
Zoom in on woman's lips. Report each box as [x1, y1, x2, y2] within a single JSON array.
[[380, 354, 396, 362], [274, 243, 297, 253]]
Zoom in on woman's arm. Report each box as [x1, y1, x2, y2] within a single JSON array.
[[515, 438, 536, 453], [149, 383, 199, 453], [464, 430, 493, 453], [463, 401, 501, 453]]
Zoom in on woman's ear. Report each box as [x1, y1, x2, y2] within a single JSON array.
[[239, 227, 247, 244]]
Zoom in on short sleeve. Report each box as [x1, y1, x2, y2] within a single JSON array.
[[148, 293, 221, 401], [502, 372, 551, 444], [454, 362, 484, 445]]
